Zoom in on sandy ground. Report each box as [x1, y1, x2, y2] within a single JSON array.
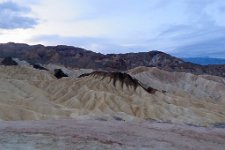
[[0, 119, 225, 150]]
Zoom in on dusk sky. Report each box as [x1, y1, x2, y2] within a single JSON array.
[[0, 0, 225, 58]]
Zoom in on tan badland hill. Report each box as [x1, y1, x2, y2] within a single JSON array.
[[128, 66, 225, 103], [0, 66, 225, 126]]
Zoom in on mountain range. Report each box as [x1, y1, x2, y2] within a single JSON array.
[[1, 43, 225, 149], [183, 57, 225, 65], [0, 42, 225, 77]]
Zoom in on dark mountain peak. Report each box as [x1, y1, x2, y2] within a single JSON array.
[[52, 45, 84, 51], [79, 71, 158, 94], [90, 71, 140, 88], [2, 42, 29, 47], [1, 57, 18, 66], [31, 44, 45, 49], [79, 71, 139, 89], [54, 69, 68, 79], [148, 50, 166, 55]]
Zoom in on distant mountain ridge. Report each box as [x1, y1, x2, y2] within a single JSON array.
[[0, 42, 225, 77], [183, 57, 225, 65]]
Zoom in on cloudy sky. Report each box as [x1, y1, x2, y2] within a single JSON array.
[[0, 0, 225, 58]]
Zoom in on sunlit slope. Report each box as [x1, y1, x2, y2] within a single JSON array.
[[0, 67, 71, 120], [128, 66, 225, 103], [0, 66, 225, 126]]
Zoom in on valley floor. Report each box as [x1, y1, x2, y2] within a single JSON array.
[[0, 118, 225, 150]]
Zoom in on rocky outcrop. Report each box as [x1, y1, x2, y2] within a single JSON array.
[[32, 64, 48, 71], [54, 69, 68, 79], [1, 57, 18, 66]]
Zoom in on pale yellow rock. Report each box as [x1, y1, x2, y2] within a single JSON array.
[[0, 65, 225, 126], [128, 66, 225, 103]]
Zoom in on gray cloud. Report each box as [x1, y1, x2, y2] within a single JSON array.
[[26, 0, 225, 58], [172, 36, 225, 58], [30, 34, 150, 54], [0, 1, 38, 29], [151, 7, 225, 58]]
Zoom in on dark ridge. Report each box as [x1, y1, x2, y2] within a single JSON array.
[[95, 118, 108, 121], [213, 123, 225, 129], [1, 57, 18, 66], [79, 71, 158, 94], [81, 71, 139, 89], [113, 116, 125, 121], [78, 73, 92, 78], [162, 90, 167, 94], [54, 69, 68, 79], [32, 64, 48, 71], [146, 87, 158, 94]]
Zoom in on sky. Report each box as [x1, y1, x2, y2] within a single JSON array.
[[0, 0, 225, 58]]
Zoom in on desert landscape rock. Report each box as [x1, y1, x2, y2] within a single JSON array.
[[0, 50, 225, 149], [128, 66, 225, 103], [0, 42, 224, 77], [0, 65, 225, 126], [54, 69, 68, 79], [1, 0, 225, 148], [1, 57, 18, 66]]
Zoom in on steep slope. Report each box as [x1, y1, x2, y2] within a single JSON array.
[[0, 67, 72, 120], [0, 42, 224, 77], [0, 66, 225, 126], [0, 66, 54, 80], [128, 67, 225, 103]]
